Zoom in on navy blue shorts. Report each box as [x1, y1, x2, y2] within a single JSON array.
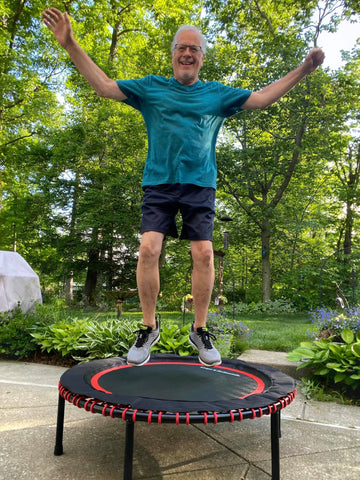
[[141, 184, 216, 241]]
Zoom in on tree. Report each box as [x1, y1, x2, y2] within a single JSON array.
[[204, 0, 359, 302], [1, 0, 359, 309], [1, 0, 204, 302]]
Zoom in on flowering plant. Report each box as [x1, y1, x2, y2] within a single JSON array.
[[206, 312, 253, 356], [181, 294, 194, 313], [308, 307, 360, 341]]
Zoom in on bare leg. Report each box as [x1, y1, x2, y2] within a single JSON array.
[[136, 231, 164, 328], [191, 240, 214, 329]]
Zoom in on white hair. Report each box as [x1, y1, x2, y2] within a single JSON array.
[[171, 25, 207, 54]]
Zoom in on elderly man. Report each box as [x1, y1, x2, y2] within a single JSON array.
[[42, 8, 324, 367]]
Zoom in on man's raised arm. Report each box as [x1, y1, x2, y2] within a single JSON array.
[[42, 7, 127, 101], [242, 48, 325, 110]]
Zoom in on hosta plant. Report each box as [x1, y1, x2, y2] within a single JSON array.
[[287, 328, 360, 396]]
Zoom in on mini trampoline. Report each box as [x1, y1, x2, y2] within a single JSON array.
[[54, 354, 296, 480]]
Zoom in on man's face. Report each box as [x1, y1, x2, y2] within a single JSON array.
[[172, 30, 205, 86]]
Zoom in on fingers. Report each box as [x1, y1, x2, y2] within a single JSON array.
[[41, 7, 64, 29]]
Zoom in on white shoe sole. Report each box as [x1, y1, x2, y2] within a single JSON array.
[[126, 333, 160, 367], [189, 336, 222, 367]]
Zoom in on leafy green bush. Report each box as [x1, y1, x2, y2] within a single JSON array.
[[232, 299, 297, 315], [0, 308, 38, 358], [206, 312, 252, 357], [30, 316, 197, 361], [73, 319, 140, 362], [307, 307, 360, 340], [31, 318, 90, 357], [287, 329, 360, 397], [153, 323, 196, 356]]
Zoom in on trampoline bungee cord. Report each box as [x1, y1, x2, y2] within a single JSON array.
[[54, 354, 296, 480]]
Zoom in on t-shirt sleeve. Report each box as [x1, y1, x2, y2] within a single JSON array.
[[218, 84, 252, 117], [116, 76, 151, 111]]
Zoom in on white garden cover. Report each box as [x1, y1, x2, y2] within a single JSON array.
[[0, 251, 42, 313]]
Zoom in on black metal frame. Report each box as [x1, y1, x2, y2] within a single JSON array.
[[54, 384, 293, 480]]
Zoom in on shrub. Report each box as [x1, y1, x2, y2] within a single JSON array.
[[232, 299, 297, 315], [31, 318, 90, 358], [31, 317, 197, 361], [287, 328, 360, 398], [153, 322, 197, 356], [307, 307, 360, 340], [0, 308, 38, 358], [206, 312, 253, 357], [73, 319, 141, 362]]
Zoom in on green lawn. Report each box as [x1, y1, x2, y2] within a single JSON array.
[[242, 313, 312, 352], [122, 311, 312, 352]]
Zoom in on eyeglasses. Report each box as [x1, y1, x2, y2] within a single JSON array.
[[174, 44, 202, 53]]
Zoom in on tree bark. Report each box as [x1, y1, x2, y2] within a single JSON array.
[[64, 275, 74, 303], [83, 229, 100, 306], [261, 217, 271, 302]]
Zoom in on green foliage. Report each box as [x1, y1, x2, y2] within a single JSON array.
[[206, 311, 253, 357], [229, 336, 250, 356], [299, 377, 355, 405], [31, 318, 90, 357], [232, 299, 297, 315], [153, 322, 197, 356], [30, 314, 143, 360], [0, 302, 79, 359], [29, 315, 197, 360], [1, 304, 314, 360], [287, 329, 360, 396], [0, 308, 38, 358], [308, 307, 360, 339], [73, 319, 140, 362]]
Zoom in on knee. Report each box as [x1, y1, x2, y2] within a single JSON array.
[[192, 244, 214, 269], [139, 241, 162, 265]]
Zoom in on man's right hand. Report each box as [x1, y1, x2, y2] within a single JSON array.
[[41, 6, 127, 101], [42, 7, 74, 49]]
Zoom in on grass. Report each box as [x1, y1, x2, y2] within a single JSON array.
[[240, 313, 311, 352], [123, 310, 311, 352]]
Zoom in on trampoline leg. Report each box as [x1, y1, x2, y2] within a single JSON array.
[[124, 420, 135, 480], [270, 410, 281, 480], [54, 394, 65, 456]]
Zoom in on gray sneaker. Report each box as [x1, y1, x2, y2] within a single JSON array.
[[189, 325, 222, 366], [127, 321, 160, 366]]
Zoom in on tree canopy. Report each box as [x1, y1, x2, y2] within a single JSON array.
[[1, 0, 359, 309]]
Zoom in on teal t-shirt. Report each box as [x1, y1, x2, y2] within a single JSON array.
[[116, 75, 251, 189]]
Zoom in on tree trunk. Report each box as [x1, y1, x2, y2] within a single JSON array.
[[64, 172, 80, 304], [343, 200, 353, 255], [64, 274, 74, 303], [261, 217, 271, 302], [83, 240, 100, 306]]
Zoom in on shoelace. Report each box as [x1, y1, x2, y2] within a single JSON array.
[[133, 327, 151, 347], [197, 329, 216, 349]]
